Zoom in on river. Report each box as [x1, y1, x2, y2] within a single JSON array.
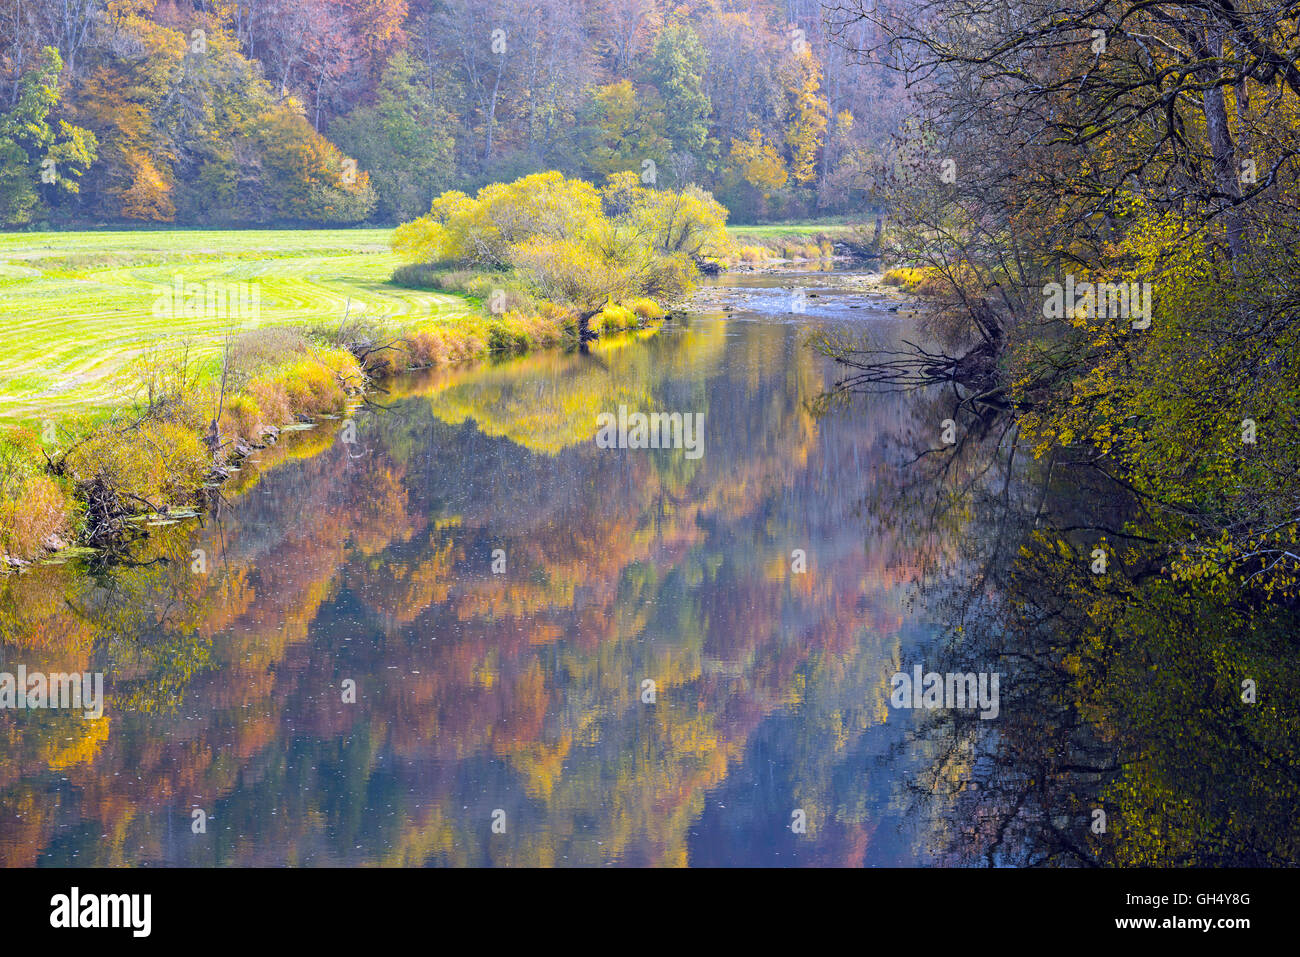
[[3, 268, 1293, 867]]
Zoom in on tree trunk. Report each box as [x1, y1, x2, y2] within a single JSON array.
[[1201, 26, 1246, 259]]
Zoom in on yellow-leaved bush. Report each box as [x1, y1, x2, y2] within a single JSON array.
[[0, 429, 72, 562], [66, 420, 209, 505], [393, 170, 732, 320]]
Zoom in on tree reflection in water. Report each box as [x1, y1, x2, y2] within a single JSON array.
[[821, 348, 1300, 867], [2, 272, 1293, 867]]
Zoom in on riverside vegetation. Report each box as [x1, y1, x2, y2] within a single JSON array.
[[1, 0, 890, 566]]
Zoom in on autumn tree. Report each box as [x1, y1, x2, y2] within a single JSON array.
[[781, 49, 828, 185], [0, 46, 96, 226], [0, 0, 908, 225], [392, 170, 729, 323], [824, 0, 1300, 589], [331, 50, 454, 222], [254, 99, 375, 223], [579, 78, 669, 181]]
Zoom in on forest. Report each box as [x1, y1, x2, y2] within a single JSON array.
[[820, 0, 1300, 598], [0, 0, 905, 228]]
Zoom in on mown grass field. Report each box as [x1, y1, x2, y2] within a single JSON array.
[[728, 222, 858, 238], [0, 228, 473, 424]]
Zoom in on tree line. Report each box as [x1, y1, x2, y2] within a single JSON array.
[[0, 0, 914, 229]]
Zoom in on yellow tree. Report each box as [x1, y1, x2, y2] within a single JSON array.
[[782, 51, 829, 185], [728, 129, 787, 190], [583, 80, 670, 180]]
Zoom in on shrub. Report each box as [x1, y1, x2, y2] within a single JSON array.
[[393, 171, 728, 315], [0, 474, 71, 562], [883, 265, 949, 297], [638, 252, 697, 302], [278, 358, 346, 415], [594, 303, 637, 333], [66, 420, 210, 507], [0, 429, 72, 561], [226, 339, 359, 427], [390, 262, 456, 289], [391, 173, 606, 268], [219, 393, 264, 444], [486, 321, 530, 353], [537, 300, 578, 327], [626, 297, 666, 320], [246, 378, 292, 429], [0, 429, 44, 495]]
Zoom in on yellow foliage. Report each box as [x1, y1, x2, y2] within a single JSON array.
[[394, 172, 728, 314], [882, 265, 948, 297], [782, 52, 829, 184], [594, 303, 637, 332], [0, 474, 71, 561], [67, 419, 209, 505], [393, 172, 604, 268], [729, 129, 788, 190], [626, 297, 665, 320]]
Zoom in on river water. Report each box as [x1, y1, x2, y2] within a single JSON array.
[[0, 268, 973, 866], [6, 268, 1291, 867]]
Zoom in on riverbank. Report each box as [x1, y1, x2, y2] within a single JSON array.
[[0, 270, 938, 867], [0, 215, 885, 567], [0, 227, 677, 567], [726, 223, 871, 265]]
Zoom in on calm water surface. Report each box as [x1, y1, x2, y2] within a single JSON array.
[[0, 270, 1129, 866]]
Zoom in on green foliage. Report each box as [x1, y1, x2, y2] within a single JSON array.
[[331, 52, 455, 223], [393, 171, 730, 314], [646, 24, 712, 163], [486, 321, 531, 354], [0, 47, 98, 227]]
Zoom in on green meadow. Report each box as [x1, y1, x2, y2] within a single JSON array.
[[0, 228, 474, 424], [727, 222, 857, 237]]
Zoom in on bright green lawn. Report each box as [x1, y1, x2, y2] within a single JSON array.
[[728, 222, 859, 237], [0, 228, 472, 423]]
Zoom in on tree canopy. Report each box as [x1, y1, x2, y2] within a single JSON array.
[[0, 0, 906, 226]]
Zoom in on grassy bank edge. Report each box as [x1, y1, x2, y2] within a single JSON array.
[[0, 290, 666, 569]]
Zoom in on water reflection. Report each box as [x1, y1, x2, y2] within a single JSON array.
[[5, 270, 1291, 867], [0, 275, 945, 866], [824, 320, 1300, 868]]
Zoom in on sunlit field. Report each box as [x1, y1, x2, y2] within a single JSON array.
[[728, 222, 856, 237], [0, 228, 472, 422]]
